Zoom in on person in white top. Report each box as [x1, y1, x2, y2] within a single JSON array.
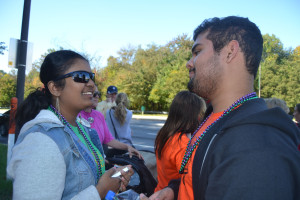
[[96, 85, 118, 118]]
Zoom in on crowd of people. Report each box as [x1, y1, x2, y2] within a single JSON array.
[[7, 16, 300, 200]]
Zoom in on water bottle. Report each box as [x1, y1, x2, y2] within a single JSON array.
[[105, 190, 119, 200], [116, 189, 140, 200]]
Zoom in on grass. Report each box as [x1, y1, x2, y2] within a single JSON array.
[[0, 144, 12, 200]]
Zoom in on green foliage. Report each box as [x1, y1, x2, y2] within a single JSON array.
[[24, 49, 57, 98], [0, 34, 299, 112], [98, 35, 193, 111], [0, 42, 7, 55], [0, 72, 17, 107], [259, 39, 300, 112], [149, 35, 192, 109], [262, 34, 290, 64]]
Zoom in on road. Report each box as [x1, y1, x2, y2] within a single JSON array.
[[130, 118, 165, 152], [0, 118, 166, 150]]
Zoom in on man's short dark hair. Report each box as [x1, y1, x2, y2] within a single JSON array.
[[193, 16, 263, 77]]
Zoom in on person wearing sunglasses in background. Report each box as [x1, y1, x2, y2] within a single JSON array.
[[78, 87, 142, 159], [7, 50, 134, 200]]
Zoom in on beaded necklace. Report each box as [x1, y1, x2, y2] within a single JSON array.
[[49, 105, 103, 179], [179, 92, 257, 174]]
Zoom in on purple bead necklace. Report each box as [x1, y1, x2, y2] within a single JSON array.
[[49, 105, 103, 179], [179, 92, 257, 174]]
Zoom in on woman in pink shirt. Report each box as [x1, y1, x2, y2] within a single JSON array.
[[78, 87, 142, 159]]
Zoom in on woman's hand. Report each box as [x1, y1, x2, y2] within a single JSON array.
[[96, 167, 121, 199], [107, 140, 144, 159], [127, 145, 143, 159], [96, 165, 134, 198]]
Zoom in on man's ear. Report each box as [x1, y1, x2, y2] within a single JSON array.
[[225, 40, 239, 63], [47, 81, 61, 97]]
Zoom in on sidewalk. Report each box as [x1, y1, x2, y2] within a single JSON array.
[[132, 114, 167, 121], [0, 109, 9, 114]]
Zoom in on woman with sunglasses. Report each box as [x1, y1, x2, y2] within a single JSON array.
[[78, 87, 142, 159], [7, 50, 133, 200]]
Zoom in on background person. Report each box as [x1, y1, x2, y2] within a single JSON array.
[[294, 103, 300, 128], [154, 91, 206, 192], [264, 97, 290, 114], [78, 89, 142, 159], [7, 50, 133, 200], [105, 93, 135, 157], [96, 85, 118, 118]]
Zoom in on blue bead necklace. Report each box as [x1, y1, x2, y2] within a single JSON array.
[[49, 105, 103, 179], [179, 92, 257, 174]]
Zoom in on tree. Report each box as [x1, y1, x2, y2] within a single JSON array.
[[0, 42, 7, 55], [259, 36, 300, 112], [0, 70, 6, 77], [262, 34, 290, 64], [23, 49, 57, 97], [149, 35, 193, 109], [19, 34, 298, 112], [97, 34, 194, 111], [0, 73, 17, 107]]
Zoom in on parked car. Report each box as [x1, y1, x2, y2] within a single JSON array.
[[0, 110, 10, 137]]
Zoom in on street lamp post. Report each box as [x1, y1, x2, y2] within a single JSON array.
[[16, 0, 31, 104]]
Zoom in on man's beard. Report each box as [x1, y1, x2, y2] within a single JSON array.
[[187, 55, 221, 99], [187, 78, 194, 92]]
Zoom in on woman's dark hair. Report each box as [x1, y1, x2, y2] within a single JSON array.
[[155, 91, 206, 159], [15, 50, 88, 134]]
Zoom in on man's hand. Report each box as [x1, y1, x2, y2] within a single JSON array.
[[140, 187, 174, 200]]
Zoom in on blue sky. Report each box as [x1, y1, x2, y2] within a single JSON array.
[[0, 0, 300, 73]]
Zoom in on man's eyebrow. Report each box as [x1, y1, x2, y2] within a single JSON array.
[[192, 43, 201, 53]]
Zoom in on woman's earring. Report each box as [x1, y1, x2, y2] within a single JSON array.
[[56, 97, 60, 113]]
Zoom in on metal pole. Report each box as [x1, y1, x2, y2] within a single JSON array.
[[16, 0, 31, 104]]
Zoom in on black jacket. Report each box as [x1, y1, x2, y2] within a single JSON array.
[[192, 98, 300, 200]]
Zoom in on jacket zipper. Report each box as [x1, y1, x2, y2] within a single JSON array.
[[199, 134, 218, 177]]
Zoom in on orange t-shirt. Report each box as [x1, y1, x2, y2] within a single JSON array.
[[155, 132, 190, 192], [178, 112, 223, 199]]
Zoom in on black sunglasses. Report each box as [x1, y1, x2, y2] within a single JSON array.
[[93, 91, 101, 98], [53, 71, 95, 83]]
